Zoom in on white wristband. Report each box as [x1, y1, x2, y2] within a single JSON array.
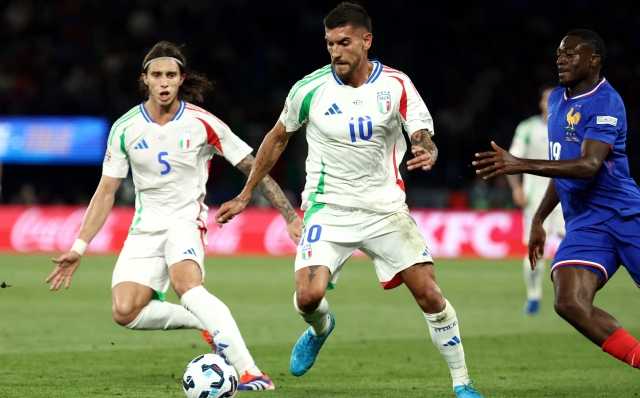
[[70, 239, 88, 256]]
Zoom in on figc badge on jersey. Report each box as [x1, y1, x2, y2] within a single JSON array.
[[377, 91, 391, 114], [301, 243, 312, 260], [178, 130, 191, 150]]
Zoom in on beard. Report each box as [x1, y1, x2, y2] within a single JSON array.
[[334, 61, 357, 81]]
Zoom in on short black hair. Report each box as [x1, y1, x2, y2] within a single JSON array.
[[324, 2, 372, 33], [566, 29, 607, 66]]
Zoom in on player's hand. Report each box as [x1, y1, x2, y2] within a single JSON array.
[[215, 195, 249, 227], [512, 185, 527, 207], [527, 220, 546, 270], [473, 141, 524, 179], [286, 216, 304, 245], [46, 251, 82, 290], [407, 145, 435, 171]]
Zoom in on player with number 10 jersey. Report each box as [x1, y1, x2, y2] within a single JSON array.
[[281, 60, 432, 213], [215, 4, 483, 396]]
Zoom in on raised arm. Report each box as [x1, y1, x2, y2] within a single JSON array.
[[406, 128, 438, 171], [234, 153, 303, 243], [473, 139, 611, 180], [215, 120, 294, 224], [46, 175, 121, 290]]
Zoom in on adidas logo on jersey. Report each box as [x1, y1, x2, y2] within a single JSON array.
[[183, 248, 196, 255], [134, 139, 149, 150], [324, 103, 342, 115]]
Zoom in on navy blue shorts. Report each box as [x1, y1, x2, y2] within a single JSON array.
[[551, 214, 640, 288]]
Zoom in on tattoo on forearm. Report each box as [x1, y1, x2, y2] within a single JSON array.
[[236, 156, 298, 224], [411, 129, 438, 163]]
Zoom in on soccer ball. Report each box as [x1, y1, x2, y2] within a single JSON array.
[[183, 353, 238, 398]]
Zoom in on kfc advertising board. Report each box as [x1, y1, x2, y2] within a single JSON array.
[[0, 206, 529, 258]]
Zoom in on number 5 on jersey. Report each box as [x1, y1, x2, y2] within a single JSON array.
[[158, 152, 171, 175]]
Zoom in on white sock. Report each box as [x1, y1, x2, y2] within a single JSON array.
[[180, 286, 258, 375], [293, 292, 331, 336], [524, 256, 545, 300], [424, 299, 470, 387], [125, 300, 205, 330]]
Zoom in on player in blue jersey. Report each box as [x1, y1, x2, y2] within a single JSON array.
[[474, 29, 640, 370]]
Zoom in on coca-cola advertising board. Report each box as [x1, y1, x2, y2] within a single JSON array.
[[0, 206, 539, 258]]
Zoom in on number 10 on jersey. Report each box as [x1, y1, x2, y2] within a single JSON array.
[[349, 116, 373, 142]]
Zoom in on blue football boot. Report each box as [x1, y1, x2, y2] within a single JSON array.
[[454, 381, 483, 397], [524, 299, 540, 316], [290, 312, 335, 376]]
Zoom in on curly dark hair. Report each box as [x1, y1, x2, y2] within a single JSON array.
[[138, 41, 213, 102]]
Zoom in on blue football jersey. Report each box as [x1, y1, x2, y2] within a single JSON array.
[[547, 78, 640, 232]]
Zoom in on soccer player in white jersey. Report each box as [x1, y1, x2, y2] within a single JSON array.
[[507, 84, 565, 316], [45, 41, 304, 391], [214, 4, 483, 397]]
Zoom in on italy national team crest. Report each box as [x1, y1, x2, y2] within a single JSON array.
[[301, 243, 312, 260], [377, 91, 391, 114], [178, 130, 191, 151]]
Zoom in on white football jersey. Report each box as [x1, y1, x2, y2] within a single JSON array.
[[103, 101, 252, 233], [280, 60, 433, 213], [508, 115, 562, 214]]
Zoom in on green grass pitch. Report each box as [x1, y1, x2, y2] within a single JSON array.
[[0, 254, 638, 397]]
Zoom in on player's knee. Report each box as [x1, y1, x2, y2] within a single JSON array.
[[172, 281, 202, 298], [553, 297, 586, 321], [295, 289, 324, 314], [414, 291, 445, 314], [112, 301, 143, 327]]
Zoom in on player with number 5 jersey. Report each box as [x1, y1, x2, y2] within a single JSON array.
[[215, 3, 482, 397], [46, 41, 304, 391]]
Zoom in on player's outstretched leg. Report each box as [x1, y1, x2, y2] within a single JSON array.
[[523, 256, 545, 316], [553, 267, 640, 369], [401, 263, 483, 397], [290, 292, 335, 376], [174, 261, 274, 390]]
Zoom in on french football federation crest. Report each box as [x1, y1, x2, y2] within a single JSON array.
[[178, 130, 191, 150], [565, 107, 581, 132], [377, 91, 391, 114]]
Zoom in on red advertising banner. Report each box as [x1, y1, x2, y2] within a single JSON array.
[[0, 206, 537, 258]]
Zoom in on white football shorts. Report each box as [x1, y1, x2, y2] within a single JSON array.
[[295, 203, 433, 290], [111, 221, 207, 293]]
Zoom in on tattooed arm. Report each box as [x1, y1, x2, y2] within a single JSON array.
[[234, 155, 299, 225], [407, 128, 438, 171]]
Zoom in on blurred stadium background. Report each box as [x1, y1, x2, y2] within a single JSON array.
[[1, 0, 640, 397]]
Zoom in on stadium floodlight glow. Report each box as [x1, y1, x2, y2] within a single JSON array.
[[0, 116, 109, 165]]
